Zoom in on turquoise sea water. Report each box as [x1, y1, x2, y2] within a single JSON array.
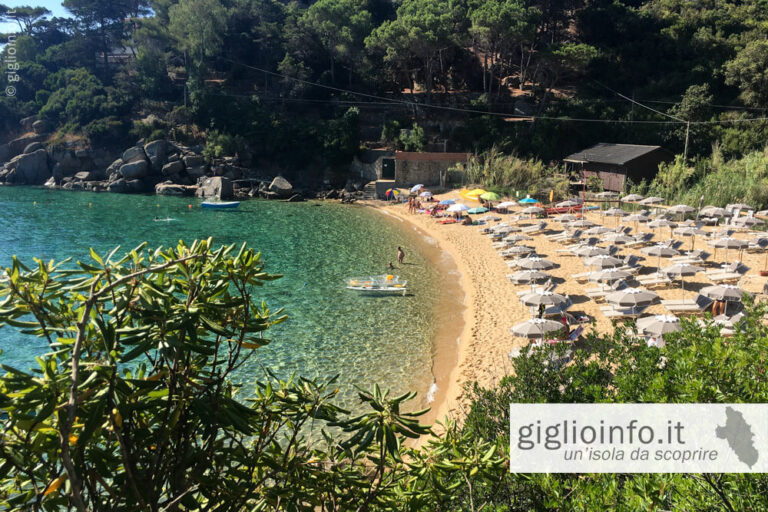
[[0, 187, 453, 410]]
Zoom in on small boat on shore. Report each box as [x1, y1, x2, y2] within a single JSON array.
[[201, 201, 240, 210], [345, 275, 408, 295]]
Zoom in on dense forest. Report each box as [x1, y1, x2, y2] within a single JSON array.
[[1, 0, 768, 181]]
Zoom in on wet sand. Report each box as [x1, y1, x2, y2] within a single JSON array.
[[367, 191, 768, 427]]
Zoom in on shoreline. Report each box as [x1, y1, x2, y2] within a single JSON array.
[[367, 204, 467, 426]]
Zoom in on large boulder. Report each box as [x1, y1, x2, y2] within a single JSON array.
[[156, 182, 196, 196], [161, 160, 185, 176], [13, 149, 50, 184], [8, 134, 45, 158], [186, 166, 207, 179], [49, 148, 82, 175], [119, 160, 149, 180], [125, 179, 146, 194], [24, 142, 44, 154], [196, 176, 233, 200], [144, 140, 168, 172], [108, 179, 127, 193], [0, 143, 10, 164], [32, 120, 48, 135], [20, 115, 37, 132], [183, 155, 205, 168], [269, 176, 293, 197], [74, 170, 104, 181], [122, 146, 147, 164]]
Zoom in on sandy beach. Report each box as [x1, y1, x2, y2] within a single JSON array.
[[367, 190, 768, 425]]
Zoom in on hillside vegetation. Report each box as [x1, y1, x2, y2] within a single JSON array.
[[1, 0, 767, 182]]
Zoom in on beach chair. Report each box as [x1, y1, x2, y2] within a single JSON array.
[[635, 273, 673, 287], [624, 232, 655, 248], [586, 279, 628, 300], [671, 250, 711, 264], [706, 262, 749, 283], [663, 294, 713, 314], [515, 279, 556, 296], [522, 221, 547, 234], [600, 305, 649, 319]]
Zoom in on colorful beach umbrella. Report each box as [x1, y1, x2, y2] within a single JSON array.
[[519, 197, 538, 204], [480, 191, 501, 201], [439, 199, 455, 205], [385, 188, 400, 199], [468, 207, 489, 214]]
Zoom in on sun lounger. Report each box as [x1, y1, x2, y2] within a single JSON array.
[[663, 294, 713, 314], [521, 222, 547, 234], [600, 305, 649, 319], [623, 233, 655, 247], [671, 250, 711, 263], [707, 272, 746, 284], [635, 273, 672, 287]]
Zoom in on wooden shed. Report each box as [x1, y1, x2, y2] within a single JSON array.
[[563, 143, 674, 192]]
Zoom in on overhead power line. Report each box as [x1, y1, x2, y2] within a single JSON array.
[[219, 57, 768, 127]]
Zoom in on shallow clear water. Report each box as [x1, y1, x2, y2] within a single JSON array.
[[0, 187, 449, 410]]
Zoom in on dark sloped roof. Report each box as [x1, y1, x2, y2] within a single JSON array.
[[564, 143, 667, 165]]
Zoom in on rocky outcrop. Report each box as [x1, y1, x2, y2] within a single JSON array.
[[13, 149, 50, 184], [32, 120, 48, 135], [119, 160, 149, 180], [144, 139, 168, 172], [161, 160, 185, 176], [196, 176, 233, 200], [24, 142, 44, 154], [122, 146, 147, 164], [156, 182, 196, 196], [269, 176, 293, 198]]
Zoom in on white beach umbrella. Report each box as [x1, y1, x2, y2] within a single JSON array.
[[555, 214, 579, 223], [624, 213, 650, 223], [662, 263, 705, 298], [584, 226, 614, 235], [556, 200, 580, 208], [511, 318, 565, 340], [700, 206, 728, 218], [727, 203, 754, 211], [604, 233, 635, 245], [497, 201, 517, 209], [604, 207, 627, 216], [733, 216, 764, 227], [642, 244, 680, 270], [668, 204, 695, 215], [521, 206, 545, 215], [606, 287, 659, 307], [410, 184, 424, 193], [585, 254, 623, 269], [508, 270, 550, 284], [708, 237, 749, 261], [505, 234, 534, 243], [518, 257, 556, 270], [673, 226, 707, 250], [571, 219, 596, 228], [648, 218, 677, 237], [622, 194, 644, 202], [588, 269, 632, 283], [447, 203, 471, 213], [502, 245, 536, 256], [419, 191, 433, 198], [640, 196, 665, 205], [575, 245, 612, 258], [701, 284, 746, 302], [637, 315, 681, 338], [520, 291, 569, 308]]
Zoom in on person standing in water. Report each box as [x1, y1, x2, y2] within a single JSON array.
[[397, 246, 405, 264]]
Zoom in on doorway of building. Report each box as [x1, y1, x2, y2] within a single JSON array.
[[382, 158, 395, 180]]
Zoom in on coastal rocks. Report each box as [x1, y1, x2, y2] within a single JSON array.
[[73, 170, 105, 182], [32, 120, 48, 135], [24, 142, 44, 154], [7, 133, 45, 160], [49, 149, 83, 175], [186, 166, 207, 179], [161, 160, 185, 176], [122, 146, 148, 164], [20, 115, 37, 132], [183, 155, 204, 168], [0, 144, 9, 164], [13, 149, 50, 184], [196, 176, 233, 200], [144, 140, 168, 172], [108, 179, 128, 193], [287, 193, 305, 202], [156, 182, 196, 196], [269, 176, 293, 197], [119, 160, 149, 180]]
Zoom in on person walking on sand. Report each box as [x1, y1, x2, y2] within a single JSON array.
[[387, 262, 395, 271], [397, 246, 405, 264]]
